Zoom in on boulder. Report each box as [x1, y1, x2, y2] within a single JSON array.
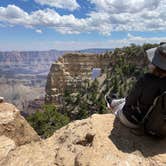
[[0, 103, 40, 146]]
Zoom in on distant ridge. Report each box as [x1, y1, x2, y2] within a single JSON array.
[[78, 48, 114, 54], [0, 48, 113, 54]]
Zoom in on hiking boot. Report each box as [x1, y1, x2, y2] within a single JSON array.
[[0, 97, 4, 103], [105, 93, 117, 109]]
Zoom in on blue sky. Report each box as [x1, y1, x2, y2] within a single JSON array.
[[0, 0, 166, 51]]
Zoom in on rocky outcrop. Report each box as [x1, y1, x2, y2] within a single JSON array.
[[45, 53, 112, 105], [0, 102, 40, 163], [1, 102, 166, 166], [0, 103, 40, 146]]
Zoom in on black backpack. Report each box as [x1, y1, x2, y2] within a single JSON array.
[[142, 91, 166, 138]]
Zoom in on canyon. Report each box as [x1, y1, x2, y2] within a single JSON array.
[[0, 50, 64, 76], [0, 50, 64, 112]]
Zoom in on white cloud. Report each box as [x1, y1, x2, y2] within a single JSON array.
[[89, 0, 161, 13], [34, 0, 80, 11], [0, 5, 28, 19], [0, 5, 113, 35], [88, 0, 166, 32], [1, 1, 166, 35], [35, 29, 43, 33]]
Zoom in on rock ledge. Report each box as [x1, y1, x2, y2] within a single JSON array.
[[0, 103, 166, 166]]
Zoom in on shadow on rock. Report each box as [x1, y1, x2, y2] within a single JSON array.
[[109, 118, 166, 157]]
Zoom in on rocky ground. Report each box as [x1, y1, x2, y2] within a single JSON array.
[[0, 102, 166, 166]]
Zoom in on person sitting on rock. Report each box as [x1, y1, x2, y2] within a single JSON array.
[[105, 43, 166, 129]]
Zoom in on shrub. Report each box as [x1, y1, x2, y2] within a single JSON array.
[[26, 104, 70, 138]]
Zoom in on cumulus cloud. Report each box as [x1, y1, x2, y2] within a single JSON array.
[[34, 0, 80, 11], [89, 0, 161, 13], [0, 5, 28, 19], [89, 0, 166, 32], [0, 5, 113, 35], [1, 0, 166, 35], [0, 5, 83, 33]]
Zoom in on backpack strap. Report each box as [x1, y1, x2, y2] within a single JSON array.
[[140, 91, 166, 125]]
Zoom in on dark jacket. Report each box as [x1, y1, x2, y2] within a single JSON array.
[[123, 73, 166, 125]]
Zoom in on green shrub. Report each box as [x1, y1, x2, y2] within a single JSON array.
[[26, 104, 70, 138]]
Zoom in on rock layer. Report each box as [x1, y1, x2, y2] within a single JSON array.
[[1, 103, 166, 166]]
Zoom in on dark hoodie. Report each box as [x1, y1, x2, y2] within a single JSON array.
[[123, 73, 166, 125]]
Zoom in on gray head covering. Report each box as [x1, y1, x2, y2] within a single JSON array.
[[146, 43, 166, 71]]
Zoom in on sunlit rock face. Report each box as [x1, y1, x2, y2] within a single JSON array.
[[45, 53, 112, 105], [0, 102, 40, 147]]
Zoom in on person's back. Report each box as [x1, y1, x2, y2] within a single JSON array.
[[105, 42, 166, 130], [123, 73, 166, 125]]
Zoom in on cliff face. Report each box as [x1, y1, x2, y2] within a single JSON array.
[[45, 53, 112, 105], [1, 102, 166, 166], [0, 50, 65, 112], [0, 50, 63, 64]]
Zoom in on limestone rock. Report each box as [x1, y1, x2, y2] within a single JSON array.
[[1, 112, 166, 166], [0, 103, 40, 146], [0, 136, 16, 162]]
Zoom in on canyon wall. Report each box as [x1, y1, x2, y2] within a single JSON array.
[[0, 50, 65, 111], [0, 50, 65, 75]]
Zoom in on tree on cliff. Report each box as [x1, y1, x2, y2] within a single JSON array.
[[26, 104, 69, 138]]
